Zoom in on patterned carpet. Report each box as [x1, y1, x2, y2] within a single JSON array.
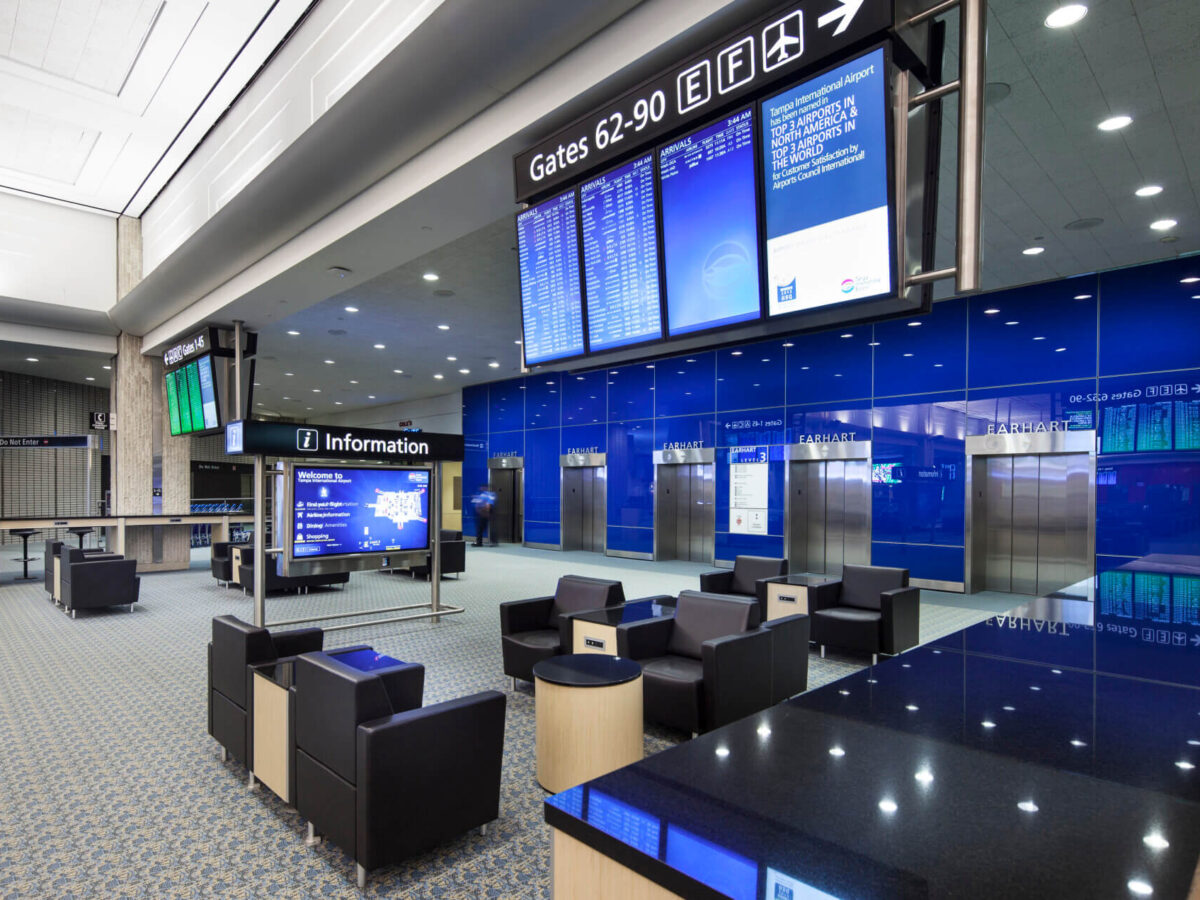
[[0, 545, 998, 898]]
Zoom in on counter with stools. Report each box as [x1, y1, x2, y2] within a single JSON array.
[[534, 654, 643, 794], [9, 528, 39, 581]]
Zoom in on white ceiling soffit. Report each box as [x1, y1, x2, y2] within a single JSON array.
[[128, 0, 780, 348], [0, 337, 114, 389], [0, 0, 311, 215]]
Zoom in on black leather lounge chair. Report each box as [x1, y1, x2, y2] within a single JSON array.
[[210, 541, 234, 586], [698, 555, 788, 620], [617, 590, 771, 735], [408, 530, 466, 580], [60, 549, 140, 617], [809, 564, 921, 663], [499, 575, 625, 687], [207, 615, 324, 768], [293, 651, 505, 889]]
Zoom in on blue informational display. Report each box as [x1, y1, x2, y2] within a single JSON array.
[[517, 190, 586, 364], [291, 466, 430, 558], [665, 825, 757, 900], [580, 153, 663, 351], [659, 108, 761, 336], [587, 791, 661, 857], [761, 48, 893, 316]]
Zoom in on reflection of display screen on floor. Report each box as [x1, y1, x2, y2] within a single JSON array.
[[761, 48, 892, 317], [292, 466, 430, 558]]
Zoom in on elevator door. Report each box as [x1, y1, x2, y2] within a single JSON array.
[[562, 467, 606, 553], [655, 464, 715, 563], [979, 454, 1090, 595], [490, 469, 522, 544], [788, 460, 870, 576]]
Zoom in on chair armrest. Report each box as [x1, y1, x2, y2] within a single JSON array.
[[616, 616, 674, 659], [760, 613, 811, 701], [376, 663, 425, 714], [272, 627, 324, 657], [880, 587, 921, 654], [701, 628, 773, 730], [356, 691, 506, 870], [808, 580, 844, 611], [499, 596, 554, 635], [699, 570, 734, 593]]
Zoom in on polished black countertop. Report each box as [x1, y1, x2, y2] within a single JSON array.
[[572, 599, 675, 627], [533, 653, 641, 687], [768, 574, 839, 587], [546, 582, 1200, 898]]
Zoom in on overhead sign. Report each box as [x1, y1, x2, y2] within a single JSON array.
[[0, 435, 91, 449], [89, 412, 109, 431], [513, 0, 892, 201], [224, 420, 464, 462], [162, 327, 218, 369]]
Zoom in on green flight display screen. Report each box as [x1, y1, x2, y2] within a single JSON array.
[[164, 354, 221, 436], [1136, 402, 1172, 451]]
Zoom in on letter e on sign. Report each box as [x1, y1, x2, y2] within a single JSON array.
[[677, 60, 711, 114]]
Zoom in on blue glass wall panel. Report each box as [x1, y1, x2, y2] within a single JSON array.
[[966, 379, 1097, 436], [786, 402, 872, 443], [608, 421, 654, 529], [717, 407, 787, 447], [1098, 369, 1200, 454], [654, 415, 716, 450], [562, 370, 606, 424], [608, 525, 654, 556], [716, 532, 784, 561], [654, 352, 715, 417], [871, 393, 966, 547], [488, 379, 524, 433], [486, 431, 523, 460], [524, 427, 562, 530], [1095, 456, 1200, 558], [873, 298, 966, 397], [1100, 257, 1200, 376], [717, 340, 786, 410], [785, 328, 872, 404], [968, 279, 1098, 388], [525, 521, 562, 547], [607, 363, 655, 421], [462, 437, 488, 540], [561, 423, 606, 455], [525, 373, 561, 429], [462, 384, 489, 435], [870, 541, 965, 583]]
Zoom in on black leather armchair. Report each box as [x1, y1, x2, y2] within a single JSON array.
[[499, 575, 625, 685], [207, 615, 324, 767], [60, 549, 138, 617], [45, 540, 108, 600], [809, 564, 921, 662], [698, 555, 788, 620], [211, 541, 234, 585], [409, 530, 466, 580], [617, 591, 771, 735], [293, 651, 505, 888]]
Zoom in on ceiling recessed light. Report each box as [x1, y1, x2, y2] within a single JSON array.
[[514, 339, 522, 345], [782, 342, 794, 348], [1044, 4, 1087, 28], [1150, 219, 1177, 231], [1005, 320, 1019, 325], [878, 799, 898, 814], [324, 359, 335, 365], [283, 396, 290, 401], [102, 365, 112, 370], [1033, 336, 1046, 341], [306, 407, 313, 410], [908, 321, 922, 327], [373, 344, 385, 349], [1098, 115, 1132, 131], [905, 704, 919, 712], [255, 402, 263, 407], [285, 372, 294, 377], [984, 308, 1000, 314], [714, 746, 730, 758], [1127, 880, 1154, 896], [1074, 294, 1093, 300], [1022, 246, 1045, 255], [1175, 760, 1195, 770], [25, 357, 37, 362], [367, 395, 375, 399], [488, 361, 500, 368], [312, 389, 321, 393], [334, 401, 343, 406], [1017, 800, 1039, 813], [1070, 739, 1088, 747], [423, 272, 439, 282], [349, 380, 359, 385], [914, 769, 934, 784], [1136, 185, 1163, 197], [85, 376, 95, 381], [903, 353, 914, 358], [433, 373, 444, 380], [447, 356, 457, 362], [840, 333, 853, 338], [287, 330, 300, 336], [437, 324, 450, 331], [829, 746, 846, 757], [1180, 277, 1200, 284], [344, 306, 358, 313], [1143, 833, 1169, 851], [1055, 347, 1067, 352], [459, 368, 470, 374], [868, 341, 880, 347]]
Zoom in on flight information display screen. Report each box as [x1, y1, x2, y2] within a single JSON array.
[[1136, 402, 1173, 451], [165, 353, 220, 436], [761, 48, 893, 317], [659, 107, 761, 336], [517, 189, 586, 364], [291, 466, 430, 558], [587, 791, 661, 857], [1102, 404, 1137, 453], [1175, 399, 1200, 450], [580, 153, 663, 351]]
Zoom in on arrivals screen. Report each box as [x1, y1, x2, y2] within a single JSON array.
[[580, 153, 663, 351], [291, 466, 430, 559], [517, 189, 586, 364], [165, 353, 220, 436], [761, 48, 893, 316], [659, 107, 761, 336]]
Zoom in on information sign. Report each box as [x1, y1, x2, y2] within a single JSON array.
[[729, 458, 769, 534]]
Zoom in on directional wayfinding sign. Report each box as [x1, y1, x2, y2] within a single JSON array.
[[0, 435, 91, 449], [225, 420, 464, 463], [514, 0, 892, 201]]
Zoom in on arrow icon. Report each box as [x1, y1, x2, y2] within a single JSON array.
[[1192, 384, 1200, 393], [1191, 634, 1200, 647], [818, 0, 865, 36]]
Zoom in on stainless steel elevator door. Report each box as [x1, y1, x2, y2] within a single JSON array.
[[655, 463, 714, 563], [562, 467, 606, 553], [491, 469, 522, 544], [787, 460, 870, 576], [980, 454, 1090, 595]]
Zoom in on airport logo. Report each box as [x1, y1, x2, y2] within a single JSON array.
[[762, 11, 803, 72], [777, 278, 797, 303], [296, 428, 319, 452], [840, 278, 855, 293]]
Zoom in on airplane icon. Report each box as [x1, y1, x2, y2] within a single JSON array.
[[762, 11, 803, 72]]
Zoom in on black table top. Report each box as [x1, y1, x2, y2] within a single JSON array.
[[572, 599, 674, 627], [546, 579, 1200, 899], [9, 529, 39, 536], [772, 573, 839, 587], [533, 654, 641, 687]]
